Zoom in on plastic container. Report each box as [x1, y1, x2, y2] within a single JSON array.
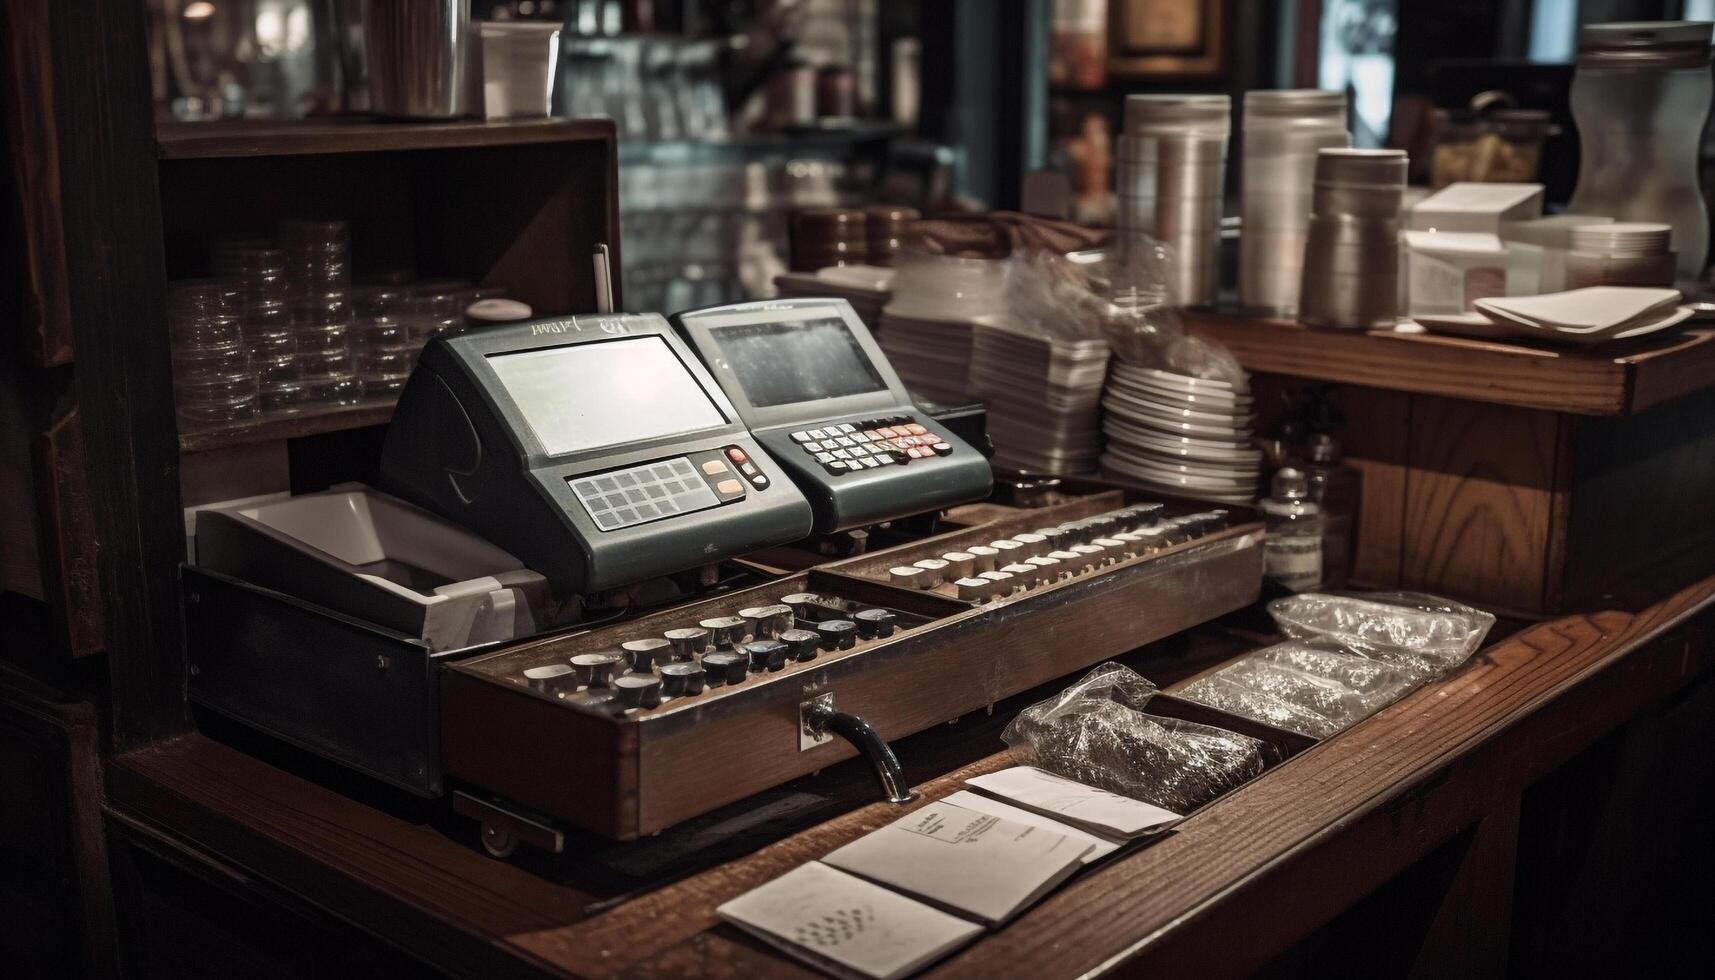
[[1564, 222, 1678, 288], [1261, 467, 1323, 592], [1568, 21, 1712, 281], [1240, 90, 1350, 315]]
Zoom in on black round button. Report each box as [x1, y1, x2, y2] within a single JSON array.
[[664, 627, 711, 661], [570, 652, 623, 688], [745, 639, 788, 673], [700, 650, 747, 686], [613, 673, 662, 709], [779, 628, 821, 662], [621, 637, 670, 672], [815, 619, 858, 651], [660, 662, 706, 697], [853, 608, 897, 639]]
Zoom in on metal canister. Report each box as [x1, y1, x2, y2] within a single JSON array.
[[1115, 94, 1231, 307], [1298, 148, 1408, 330], [363, 0, 471, 119], [1240, 90, 1350, 315]]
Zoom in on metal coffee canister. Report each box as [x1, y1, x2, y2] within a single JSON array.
[[1116, 94, 1230, 307], [364, 0, 471, 119], [1240, 90, 1350, 315], [1298, 148, 1408, 330]]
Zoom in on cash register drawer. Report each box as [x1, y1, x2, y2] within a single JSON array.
[[441, 493, 1264, 839]]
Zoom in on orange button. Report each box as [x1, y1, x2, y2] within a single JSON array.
[[905, 423, 928, 435], [701, 460, 728, 476], [716, 479, 743, 495]]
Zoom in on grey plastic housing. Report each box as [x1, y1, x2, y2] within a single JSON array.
[[379, 313, 813, 594], [673, 297, 993, 533]]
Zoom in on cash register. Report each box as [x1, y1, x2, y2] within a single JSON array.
[[379, 313, 813, 594], [673, 297, 993, 533]]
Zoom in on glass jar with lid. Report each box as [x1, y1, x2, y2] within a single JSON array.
[[1568, 21, 1712, 281]]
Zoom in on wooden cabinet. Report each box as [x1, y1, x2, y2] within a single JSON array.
[[1188, 314, 1715, 615]]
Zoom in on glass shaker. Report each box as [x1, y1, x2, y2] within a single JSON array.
[[1568, 21, 1712, 282]]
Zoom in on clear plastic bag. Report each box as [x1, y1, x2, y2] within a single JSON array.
[[1267, 592, 1496, 676], [1180, 641, 1419, 739], [1002, 663, 1266, 813]]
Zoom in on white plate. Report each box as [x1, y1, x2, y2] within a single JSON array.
[[1106, 376, 1255, 412], [1410, 312, 1518, 340], [1102, 396, 1256, 432], [1514, 303, 1694, 347], [1118, 366, 1247, 393], [1475, 287, 1681, 333], [1103, 428, 1265, 463], [1101, 446, 1261, 480], [1103, 381, 1256, 419], [1103, 406, 1254, 444]]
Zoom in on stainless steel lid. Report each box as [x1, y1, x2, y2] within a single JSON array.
[[1243, 89, 1347, 124], [1124, 93, 1231, 135], [1578, 20, 1712, 67], [1313, 147, 1408, 186]]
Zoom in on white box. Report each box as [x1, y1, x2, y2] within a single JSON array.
[[1408, 182, 1545, 235]]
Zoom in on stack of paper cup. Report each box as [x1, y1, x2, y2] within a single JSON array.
[[1116, 94, 1230, 307], [1240, 90, 1349, 315]]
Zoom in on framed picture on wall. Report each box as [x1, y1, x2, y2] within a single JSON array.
[[1108, 0, 1228, 78]]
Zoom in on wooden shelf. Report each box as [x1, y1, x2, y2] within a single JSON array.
[[1184, 311, 1715, 416], [178, 397, 398, 454], [157, 117, 615, 160]]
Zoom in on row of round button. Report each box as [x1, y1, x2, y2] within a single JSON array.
[[519, 597, 900, 711]]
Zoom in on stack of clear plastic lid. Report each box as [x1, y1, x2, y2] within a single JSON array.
[[167, 280, 257, 424], [407, 284, 470, 345], [353, 287, 417, 396], [225, 246, 302, 414], [282, 220, 362, 407]]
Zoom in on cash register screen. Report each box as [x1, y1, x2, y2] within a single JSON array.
[[487, 337, 726, 456], [710, 314, 886, 408]]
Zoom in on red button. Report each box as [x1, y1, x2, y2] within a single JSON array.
[[726, 447, 748, 463]]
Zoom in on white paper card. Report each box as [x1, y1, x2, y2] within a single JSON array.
[[965, 766, 1182, 838], [717, 862, 983, 980], [941, 790, 1125, 865], [820, 801, 1092, 925]]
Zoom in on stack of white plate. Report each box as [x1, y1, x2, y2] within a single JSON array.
[[1413, 286, 1689, 347], [773, 264, 894, 331], [1099, 364, 1261, 504]]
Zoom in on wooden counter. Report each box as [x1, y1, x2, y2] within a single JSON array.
[[103, 575, 1715, 978], [1182, 312, 1715, 615]]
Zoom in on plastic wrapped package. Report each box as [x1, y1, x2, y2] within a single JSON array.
[[1254, 640, 1421, 696], [1268, 592, 1496, 676], [1176, 671, 1345, 739], [1179, 642, 1419, 739], [1002, 663, 1267, 813]]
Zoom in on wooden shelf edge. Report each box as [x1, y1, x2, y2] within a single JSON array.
[[1185, 312, 1715, 416], [178, 397, 398, 454], [157, 117, 616, 160]]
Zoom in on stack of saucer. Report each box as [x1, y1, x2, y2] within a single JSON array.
[[773, 264, 894, 331], [1414, 287, 1688, 347], [1099, 364, 1261, 504]]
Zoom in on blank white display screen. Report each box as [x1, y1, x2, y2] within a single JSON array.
[[487, 337, 726, 456]]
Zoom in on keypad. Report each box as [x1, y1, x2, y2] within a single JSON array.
[[569, 446, 769, 531], [789, 415, 954, 476]]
